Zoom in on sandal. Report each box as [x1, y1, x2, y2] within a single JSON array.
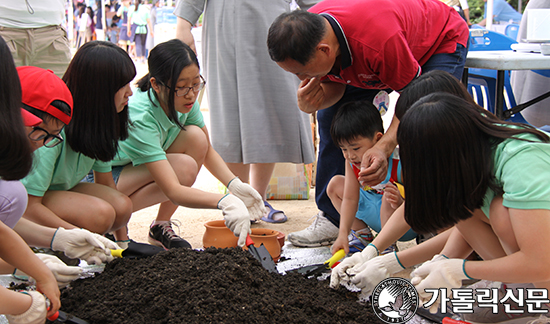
[[261, 201, 288, 223]]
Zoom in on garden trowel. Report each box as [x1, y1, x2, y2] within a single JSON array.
[[245, 234, 278, 273], [287, 249, 346, 278], [47, 310, 89, 324], [110, 241, 166, 259]]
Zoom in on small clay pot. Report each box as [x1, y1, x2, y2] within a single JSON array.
[[203, 220, 238, 249], [276, 231, 285, 248], [248, 228, 281, 262]]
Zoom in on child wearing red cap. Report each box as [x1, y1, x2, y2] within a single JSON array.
[[0, 35, 60, 324], [20, 41, 136, 249]]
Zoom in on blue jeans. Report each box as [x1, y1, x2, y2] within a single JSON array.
[[82, 165, 125, 185], [316, 42, 468, 227]]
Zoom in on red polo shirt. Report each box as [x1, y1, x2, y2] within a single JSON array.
[[309, 0, 469, 91]]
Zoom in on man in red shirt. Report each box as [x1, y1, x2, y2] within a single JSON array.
[[268, 0, 469, 247]]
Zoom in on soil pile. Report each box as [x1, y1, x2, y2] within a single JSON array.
[[55, 247, 383, 324]]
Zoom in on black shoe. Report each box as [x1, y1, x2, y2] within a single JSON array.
[[104, 233, 116, 242], [148, 222, 191, 249]]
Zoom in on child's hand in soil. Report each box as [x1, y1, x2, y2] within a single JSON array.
[[51, 227, 120, 265], [348, 253, 405, 299], [330, 244, 378, 288], [31, 254, 82, 288]]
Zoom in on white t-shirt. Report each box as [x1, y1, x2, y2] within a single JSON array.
[[0, 0, 65, 28], [78, 12, 90, 32]]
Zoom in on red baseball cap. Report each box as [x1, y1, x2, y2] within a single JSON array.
[[17, 66, 73, 125], [20, 108, 43, 127]]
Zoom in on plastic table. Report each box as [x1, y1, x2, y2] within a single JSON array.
[[463, 50, 550, 119]]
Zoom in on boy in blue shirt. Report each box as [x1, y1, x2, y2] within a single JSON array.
[[327, 101, 416, 255]]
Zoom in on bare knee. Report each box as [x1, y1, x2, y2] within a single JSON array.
[[168, 154, 199, 187], [184, 125, 208, 166], [87, 202, 117, 234], [327, 175, 345, 202]]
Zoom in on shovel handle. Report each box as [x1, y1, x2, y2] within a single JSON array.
[[47, 311, 59, 321], [110, 249, 124, 258], [324, 249, 346, 268], [245, 233, 254, 247]]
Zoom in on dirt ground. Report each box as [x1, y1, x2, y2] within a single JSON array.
[[126, 176, 319, 250]]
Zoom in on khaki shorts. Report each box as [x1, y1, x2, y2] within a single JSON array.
[[0, 25, 71, 78]]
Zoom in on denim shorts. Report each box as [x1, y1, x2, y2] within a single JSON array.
[[81, 165, 125, 185], [356, 189, 417, 242]]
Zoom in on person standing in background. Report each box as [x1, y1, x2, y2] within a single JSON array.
[[145, 0, 159, 58], [440, 0, 471, 25], [0, 0, 71, 78], [478, 0, 522, 26], [511, 0, 550, 129], [174, 0, 316, 224], [117, 0, 133, 54], [127, 0, 151, 64]]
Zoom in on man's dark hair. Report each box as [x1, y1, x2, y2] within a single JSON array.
[[267, 10, 326, 65]]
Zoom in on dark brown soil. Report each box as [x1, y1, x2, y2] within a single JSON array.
[[54, 247, 383, 324]]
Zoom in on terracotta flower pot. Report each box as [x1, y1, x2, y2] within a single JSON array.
[[248, 228, 281, 262], [276, 231, 285, 248], [203, 220, 238, 249]]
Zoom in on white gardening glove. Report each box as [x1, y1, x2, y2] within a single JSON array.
[[411, 255, 472, 314], [218, 194, 251, 247], [348, 252, 405, 299], [30, 254, 82, 288], [51, 227, 120, 265], [330, 243, 378, 288], [5, 291, 47, 324], [227, 177, 266, 222]]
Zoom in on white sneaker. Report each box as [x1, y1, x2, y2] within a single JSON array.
[[288, 211, 339, 247]]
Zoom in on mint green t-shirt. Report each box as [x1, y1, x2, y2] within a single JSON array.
[[112, 88, 205, 167], [481, 131, 550, 217], [21, 130, 112, 197]]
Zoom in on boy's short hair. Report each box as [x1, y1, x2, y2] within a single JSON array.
[[330, 100, 384, 146]]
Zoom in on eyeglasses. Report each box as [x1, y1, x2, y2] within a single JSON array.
[[161, 75, 206, 97], [28, 126, 64, 148]]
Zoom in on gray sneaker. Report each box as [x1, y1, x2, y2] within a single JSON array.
[[288, 212, 339, 247]]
